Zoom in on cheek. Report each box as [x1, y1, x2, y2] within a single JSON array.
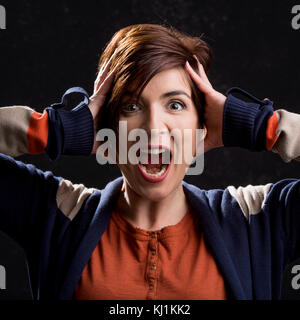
[[183, 134, 197, 164], [173, 117, 200, 164], [118, 115, 142, 129], [115, 119, 139, 162], [186, 112, 202, 155]]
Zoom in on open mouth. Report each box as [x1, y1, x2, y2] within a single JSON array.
[[137, 146, 172, 182]]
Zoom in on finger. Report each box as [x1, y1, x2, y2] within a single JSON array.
[[101, 48, 118, 76], [90, 62, 118, 101], [98, 58, 108, 76], [94, 61, 107, 92], [99, 48, 118, 75], [94, 62, 106, 92], [95, 49, 118, 90], [94, 61, 113, 92], [193, 55, 212, 88], [96, 63, 118, 96], [185, 61, 211, 94], [95, 58, 113, 87]]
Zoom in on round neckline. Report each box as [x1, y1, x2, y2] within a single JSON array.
[[111, 207, 197, 241]]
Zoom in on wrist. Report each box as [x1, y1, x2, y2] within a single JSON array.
[[57, 102, 94, 156], [88, 98, 98, 120], [222, 87, 274, 151], [46, 87, 94, 160]]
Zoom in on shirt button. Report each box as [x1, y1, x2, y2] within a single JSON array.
[[150, 233, 157, 239], [150, 264, 156, 270], [151, 250, 156, 256], [149, 285, 154, 290]]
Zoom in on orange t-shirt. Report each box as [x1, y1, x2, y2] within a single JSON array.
[[75, 209, 227, 300]]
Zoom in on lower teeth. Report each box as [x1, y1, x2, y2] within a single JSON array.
[[140, 164, 167, 177]]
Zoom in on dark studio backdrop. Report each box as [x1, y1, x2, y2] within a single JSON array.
[[1, 0, 300, 301]]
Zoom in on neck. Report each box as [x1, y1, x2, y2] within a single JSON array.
[[116, 180, 189, 231]]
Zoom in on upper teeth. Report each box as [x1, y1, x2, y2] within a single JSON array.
[[141, 148, 167, 155]]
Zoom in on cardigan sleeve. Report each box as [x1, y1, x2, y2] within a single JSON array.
[[0, 86, 95, 236], [0, 88, 96, 298], [222, 86, 300, 162], [222, 87, 300, 264], [0, 87, 94, 160]]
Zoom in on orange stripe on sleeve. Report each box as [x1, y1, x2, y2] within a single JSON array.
[[27, 110, 49, 154], [266, 112, 279, 150]]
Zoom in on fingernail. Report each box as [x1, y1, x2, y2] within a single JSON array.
[[185, 61, 192, 68]]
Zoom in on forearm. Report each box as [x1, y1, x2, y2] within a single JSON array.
[[0, 106, 49, 157], [0, 87, 94, 160], [269, 109, 300, 162], [222, 87, 300, 162]]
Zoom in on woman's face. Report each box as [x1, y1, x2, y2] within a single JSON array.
[[117, 67, 202, 201]]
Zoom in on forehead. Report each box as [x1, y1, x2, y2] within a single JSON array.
[[126, 67, 192, 98]]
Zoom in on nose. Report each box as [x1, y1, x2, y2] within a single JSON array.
[[143, 104, 169, 144]]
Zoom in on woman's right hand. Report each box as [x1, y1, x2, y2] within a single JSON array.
[[89, 50, 117, 154]]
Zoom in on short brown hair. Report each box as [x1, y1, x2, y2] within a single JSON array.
[[97, 24, 212, 132]]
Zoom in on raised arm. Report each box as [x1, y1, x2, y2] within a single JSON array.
[[0, 55, 117, 299], [185, 58, 300, 300], [0, 88, 94, 160], [0, 50, 117, 160], [185, 56, 300, 162]]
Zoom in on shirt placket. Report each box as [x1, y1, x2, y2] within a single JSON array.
[[146, 231, 159, 299]]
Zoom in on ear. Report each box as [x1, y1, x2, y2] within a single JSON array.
[[202, 125, 207, 140]]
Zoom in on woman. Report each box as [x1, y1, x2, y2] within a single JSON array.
[[0, 23, 299, 300]]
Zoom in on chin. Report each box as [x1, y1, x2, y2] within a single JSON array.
[[121, 164, 185, 201]]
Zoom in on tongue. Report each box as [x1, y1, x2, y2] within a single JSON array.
[[144, 164, 162, 174]]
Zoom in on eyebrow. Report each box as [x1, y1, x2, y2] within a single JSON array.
[[123, 90, 191, 100], [160, 90, 191, 100]]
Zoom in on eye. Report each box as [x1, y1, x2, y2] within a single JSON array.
[[121, 103, 141, 114], [168, 101, 186, 112]]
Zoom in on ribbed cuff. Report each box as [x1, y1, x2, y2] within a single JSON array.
[[57, 102, 94, 156], [222, 95, 258, 149], [222, 88, 274, 151]]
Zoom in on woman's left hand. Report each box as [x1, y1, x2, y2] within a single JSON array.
[[185, 56, 226, 153]]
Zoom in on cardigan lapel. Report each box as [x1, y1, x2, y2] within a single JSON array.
[[182, 180, 248, 299], [59, 176, 124, 299]]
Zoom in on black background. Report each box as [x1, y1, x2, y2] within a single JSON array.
[[0, 0, 300, 190]]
